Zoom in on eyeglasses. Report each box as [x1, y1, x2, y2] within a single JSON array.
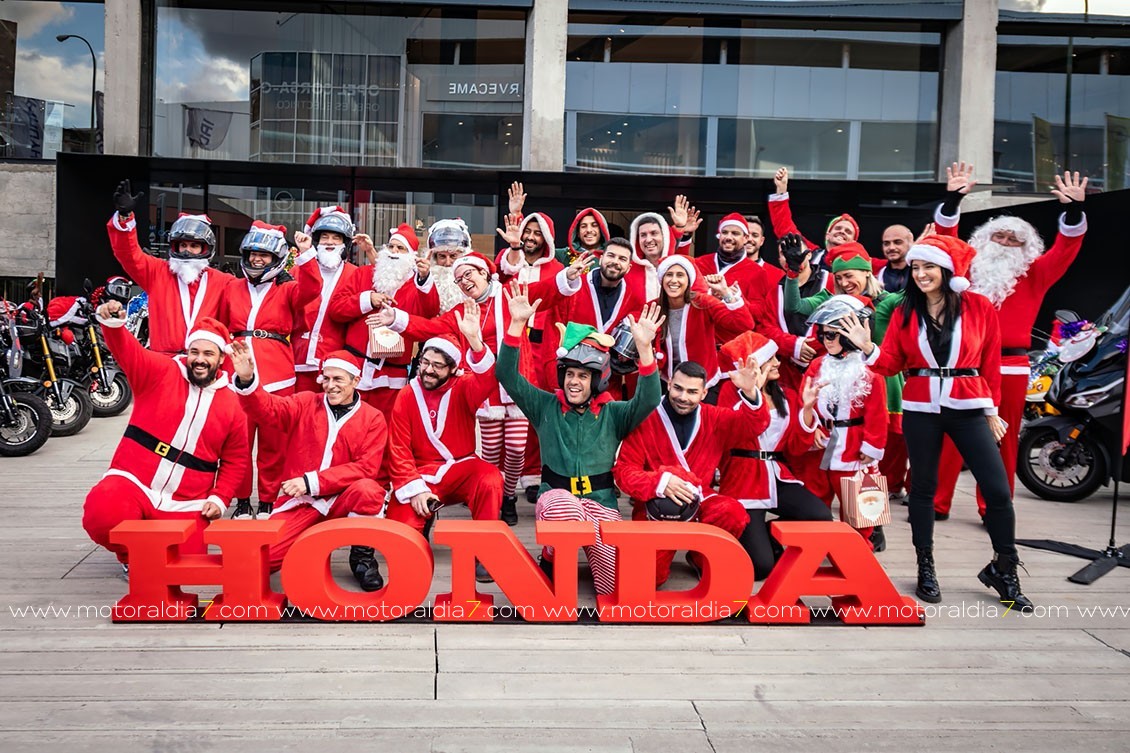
[[454, 270, 479, 285]]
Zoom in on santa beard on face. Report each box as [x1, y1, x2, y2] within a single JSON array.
[[371, 248, 417, 296], [969, 240, 1040, 308], [168, 257, 209, 285], [815, 351, 873, 414], [317, 244, 346, 270], [430, 263, 464, 313]]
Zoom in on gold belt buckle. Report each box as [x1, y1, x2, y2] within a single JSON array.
[[570, 475, 593, 495], [155, 441, 171, 457]]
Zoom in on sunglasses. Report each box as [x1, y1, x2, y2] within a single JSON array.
[[819, 331, 841, 341]]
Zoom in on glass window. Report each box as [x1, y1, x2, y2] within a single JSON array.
[[576, 113, 708, 176], [0, 1, 106, 159], [421, 114, 521, 170], [716, 119, 849, 179], [858, 122, 937, 181]]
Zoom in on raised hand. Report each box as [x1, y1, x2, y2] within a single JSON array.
[[354, 233, 377, 265], [454, 298, 483, 349], [801, 376, 820, 408], [508, 181, 527, 215], [729, 354, 761, 397], [915, 222, 937, 243], [294, 231, 312, 253], [683, 205, 703, 235], [366, 309, 395, 328], [415, 255, 431, 283], [835, 311, 872, 352], [505, 280, 542, 324], [945, 161, 977, 194], [496, 213, 522, 248], [230, 339, 256, 382], [668, 194, 691, 229], [566, 250, 596, 281], [704, 273, 729, 299], [113, 180, 144, 215], [774, 166, 789, 194], [779, 233, 809, 273], [628, 301, 665, 349], [1051, 171, 1088, 204], [96, 301, 124, 321]]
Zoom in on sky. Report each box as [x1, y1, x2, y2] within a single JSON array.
[[1, 1, 105, 128], [1002, 0, 1130, 13]]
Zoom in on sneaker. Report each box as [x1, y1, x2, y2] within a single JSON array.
[[475, 561, 494, 583], [257, 500, 274, 519], [232, 498, 254, 520], [501, 496, 518, 527], [119, 563, 130, 581]]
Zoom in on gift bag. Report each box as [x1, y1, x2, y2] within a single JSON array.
[[368, 325, 406, 359], [839, 469, 891, 528]]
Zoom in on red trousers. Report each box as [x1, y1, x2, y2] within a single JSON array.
[[631, 492, 749, 586], [934, 373, 1026, 516], [385, 458, 503, 533], [359, 386, 398, 487], [295, 370, 321, 393], [238, 385, 293, 502], [83, 475, 209, 564], [267, 479, 386, 571], [818, 470, 875, 549]]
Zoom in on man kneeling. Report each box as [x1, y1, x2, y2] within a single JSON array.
[[386, 301, 502, 582], [230, 343, 388, 591]]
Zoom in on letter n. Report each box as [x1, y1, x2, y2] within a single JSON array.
[[749, 522, 924, 625]]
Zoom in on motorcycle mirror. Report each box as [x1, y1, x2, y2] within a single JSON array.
[[83, 278, 93, 294], [1055, 309, 1080, 324]]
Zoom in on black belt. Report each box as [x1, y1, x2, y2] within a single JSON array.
[[1001, 348, 1029, 357], [124, 425, 218, 473], [528, 327, 543, 344], [730, 449, 784, 461], [343, 344, 409, 370], [908, 368, 979, 378], [541, 465, 614, 496], [832, 418, 864, 428], [232, 329, 290, 345]]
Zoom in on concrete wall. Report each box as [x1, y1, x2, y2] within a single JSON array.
[[0, 163, 56, 277]]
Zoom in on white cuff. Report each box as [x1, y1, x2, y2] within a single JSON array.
[[294, 249, 317, 266], [466, 347, 495, 374], [737, 389, 763, 409], [985, 406, 999, 417], [206, 494, 228, 516], [860, 442, 885, 463], [499, 251, 524, 276], [799, 407, 820, 434], [111, 212, 137, 232], [656, 471, 674, 498], [96, 313, 128, 329], [934, 203, 960, 228], [791, 337, 806, 361], [676, 235, 693, 247], [723, 293, 745, 311], [415, 275, 435, 293], [769, 193, 788, 202], [230, 374, 259, 396], [389, 308, 409, 333], [304, 472, 320, 497], [395, 478, 430, 504], [359, 291, 374, 315], [1058, 212, 1087, 238], [557, 269, 582, 296], [863, 345, 881, 365]]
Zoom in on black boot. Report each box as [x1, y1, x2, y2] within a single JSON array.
[[524, 485, 539, 505], [915, 547, 941, 603], [349, 545, 385, 592], [870, 526, 886, 553], [475, 561, 494, 583], [978, 553, 1034, 613], [537, 554, 554, 581], [501, 496, 518, 526], [232, 498, 254, 520]]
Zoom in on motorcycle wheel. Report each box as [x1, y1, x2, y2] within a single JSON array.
[[1017, 427, 1107, 503], [0, 392, 52, 456], [44, 383, 94, 437], [89, 372, 133, 417]]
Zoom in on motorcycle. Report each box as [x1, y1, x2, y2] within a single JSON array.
[[0, 314, 52, 456], [6, 303, 93, 437], [56, 280, 133, 417], [1023, 310, 1104, 422], [1017, 286, 1130, 502]]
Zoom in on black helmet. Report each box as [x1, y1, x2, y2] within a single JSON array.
[[239, 224, 289, 284], [608, 319, 639, 375], [645, 494, 701, 522], [557, 340, 612, 397], [168, 215, 217, 260], [104, 276, 133, 304], [310, 211, 355, 250]]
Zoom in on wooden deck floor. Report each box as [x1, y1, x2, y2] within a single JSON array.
[[2, 412, 1128, 751]]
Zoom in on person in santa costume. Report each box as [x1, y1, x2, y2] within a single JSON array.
[[82, 306, 248, 575], [761, 234, 825, 393], [221, 221, 314, 521], [652, 255, 753, 399], [715, 332, 832, 580], [503, 181, 612, 266], [614, 356, 771, 586], [426, 219, 473, 314], [367, 250, 589, 525], [230, 345, 388, 591], [799, 295, 889, 549], [626, 195, 696, 302], [930, 163, 1089, 521], [498, 284, 665, 594], [291, 206, 361, 392], [386, 317, 502, 583], [327, 224, 439, 420], [743, 215, 773, 269], [842, 234, 1034, 612], [106, 180, 235, 356]]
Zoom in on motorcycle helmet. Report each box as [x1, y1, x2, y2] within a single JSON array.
[[104, 276, 134, 305], [428, 218, 472, 252], [556, 322, 613, 398], [308, 206, 355, 255], [239, 222, 290, 284], [608, 319, 639, 375], [168, 214, 217, 261], [805, 294, 873, 353]]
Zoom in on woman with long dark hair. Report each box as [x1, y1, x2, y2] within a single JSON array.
[[840, 234, 1033, 612]]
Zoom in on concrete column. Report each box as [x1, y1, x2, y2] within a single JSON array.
[[521, 0, 568, 172], [937, 0, 998, 180], [103, 0, 143, 155]]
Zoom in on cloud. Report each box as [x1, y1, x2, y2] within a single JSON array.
[[157, 55, 248, 103], [0, 1, 74, 38], [12, 48, 104, 125]]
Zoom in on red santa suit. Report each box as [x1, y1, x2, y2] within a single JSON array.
[[291, 249, 357, 393], [768, 194, 883, 276], [232, 354, 388, 571], [106, 212, 235, 356], [614, 393, 767, 585], [386, 340, 502, 532], [626, 212, 687, 303], [83, 315, 249, 564], [763, 270, 828, 392], [932, 205, 1087, 515], [496, 212, 564, 370]]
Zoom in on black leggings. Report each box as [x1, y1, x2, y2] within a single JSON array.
[[903, 408, 1015, 556], [738, 480, 832, 581]]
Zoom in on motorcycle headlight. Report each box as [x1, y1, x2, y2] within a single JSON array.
[[1064, 381, 1120, 409]]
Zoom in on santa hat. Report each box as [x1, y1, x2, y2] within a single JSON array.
[[452, 251, 497, 280], [250, 220, 286, 236], [656, 255, 697, 286], [388, 223, 420, 253], [303, 205, 352, 234], [518, 213, 556, 253], [825, 213, 860, 241], [320, 350, 362, 378], [716, 212, 750, 238], [720, 331, 778, 372], [555, 322, 614, 358], [422, 335, 462, 367], [184, 317, 232, 353], [906, 235, 976, 293], [827, 242, 873, 273], [177, 212, 214, 224]]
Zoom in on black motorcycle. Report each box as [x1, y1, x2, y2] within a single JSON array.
[[59, 280, 133, 417], [6, 304, 93, 437], [1017, 285, 1130, 502], [0, 315, 52, 456]]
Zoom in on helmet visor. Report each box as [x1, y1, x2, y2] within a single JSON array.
[[240, 230, 287, 258]]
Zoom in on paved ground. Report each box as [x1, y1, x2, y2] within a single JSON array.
[[2, 412, 1128, 751]]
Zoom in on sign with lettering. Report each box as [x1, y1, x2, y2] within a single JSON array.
[[427, 78, 523, 102]]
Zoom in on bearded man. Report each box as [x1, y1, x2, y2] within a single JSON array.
[[107, 180, 235, 356], [932, 162, 1088, 519], [427, 219, 472, 313]]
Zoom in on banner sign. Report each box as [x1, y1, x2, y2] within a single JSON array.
[[185, 107, 234, 151]]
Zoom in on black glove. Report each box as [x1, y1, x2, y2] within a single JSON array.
[[779, 233, 809, 273], [113, 180, 144, 215], [1064, 198, 1084, 226]]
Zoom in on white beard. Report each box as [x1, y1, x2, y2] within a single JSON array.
[[431, 264, 464, 313], [816, 352, 872, 414], [969, 240, 1039, 308], [168, 258, 208, 285], [317, 244, 345, 271], [371, 250, 416, 296]]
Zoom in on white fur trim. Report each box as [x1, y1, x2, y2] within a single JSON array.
[[717, 219, 748, 236], [359, 291, 374, 315], [1058, 212, 1087, 238], [303, 472, 322, 498], [389, 232, 414, 251], [230, 373, 259, 396], [768, 193, 788, 202], [657, 255, 697, 286], [723, 291, 744, 310], [466, 347, 494, 374], [557, 269, 582, 296], [656, 471, 674, 498], [322, 358, 361, 378], [453, 255, 490, 276], [752, 340, 778, 365], [111, 212, 137, 232], [395, 479, 431, 504], [185, 330, 230, 353], [949, 276, 970, 293], [415, 274, 435, 293], [985, 406, 999, 416], [96, 313, 128, 329], [206, 494, 228, 516], [861, 442, 885, 463], [934, 203, 960, 228], [423, 337, 461, 366], [389, 308, 409, 333], [294, 249, 317, 266], [906, 244, 954, 273], [864, 344, 882, 365]]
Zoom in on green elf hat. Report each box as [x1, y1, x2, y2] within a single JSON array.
[[828, 241, 874, 273], [555, 322, 614, 358]]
